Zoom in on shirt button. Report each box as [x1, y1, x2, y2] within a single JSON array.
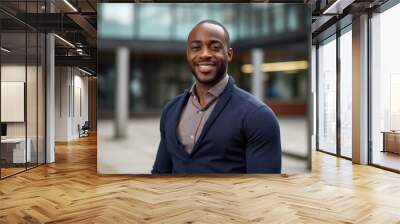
[[190, 135, 194, 139]]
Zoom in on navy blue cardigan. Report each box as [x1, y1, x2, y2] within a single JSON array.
[[152, 77, 281, 174]]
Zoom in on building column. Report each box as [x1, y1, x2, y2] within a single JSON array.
[[115, 47, 130, 138], [251, 49, 264, 101], [352, 14, 369, 164]]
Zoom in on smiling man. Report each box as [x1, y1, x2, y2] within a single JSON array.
[[152, 20, 282, 174]]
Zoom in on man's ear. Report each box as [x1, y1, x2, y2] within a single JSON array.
[[227, 48, 233, 62]]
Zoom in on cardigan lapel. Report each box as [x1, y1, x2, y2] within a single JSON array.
[[171, 89, 191, 158], [189, 77, 234, 157]]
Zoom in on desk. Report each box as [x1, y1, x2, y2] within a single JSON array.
[[1, 138, 31, 163], [382, 131, 400, 154]]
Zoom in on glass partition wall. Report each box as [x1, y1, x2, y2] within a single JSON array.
[[0, 30, 27, 177], [0, 2, 46, 179]]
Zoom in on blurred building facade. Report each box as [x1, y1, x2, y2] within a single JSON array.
[[98, 3, 310, 118]]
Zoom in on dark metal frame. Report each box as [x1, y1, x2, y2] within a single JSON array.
[[315, 44, 319, 152], [336, 27, 341, 158], [367, 11, 373, 167]]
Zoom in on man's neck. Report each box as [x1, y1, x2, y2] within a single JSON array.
[[194, 74, 227, 107]]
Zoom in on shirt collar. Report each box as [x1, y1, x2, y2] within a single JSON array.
[[189, 74, 229, 98]]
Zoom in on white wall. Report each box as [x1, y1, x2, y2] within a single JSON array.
[[73, 72, 89, 137], [55, 67, 89, 141], [1, 64, 46, 163], [55, 67, 69, 141], [1, 65, 35, 138]]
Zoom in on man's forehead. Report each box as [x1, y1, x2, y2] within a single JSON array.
[[189, 39, 223, 45], [188, 23, 226, 42]]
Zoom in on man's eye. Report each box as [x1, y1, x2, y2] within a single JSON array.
[[191, 47, 200, 51], [211, 45, 221, 50]]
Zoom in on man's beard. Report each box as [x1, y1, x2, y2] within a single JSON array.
[[190, 60, 227, 85]]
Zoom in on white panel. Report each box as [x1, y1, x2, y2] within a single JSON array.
[[74, 86, 81, 137], [1, 82, 25, 122]]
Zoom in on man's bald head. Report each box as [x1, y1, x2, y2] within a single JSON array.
[[186, 19, 233, 86], [189, 20, 230, 49]]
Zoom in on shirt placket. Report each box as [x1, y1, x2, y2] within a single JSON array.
[[189, 96, 203, 153], [188, 93, 216, 153]]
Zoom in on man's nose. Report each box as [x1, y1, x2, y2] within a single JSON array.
[[199, 47, 212, 59]]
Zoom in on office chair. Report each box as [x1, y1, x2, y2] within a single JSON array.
[[79, 121, 90, 138]]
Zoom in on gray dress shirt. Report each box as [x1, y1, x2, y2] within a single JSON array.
[[177, 75, 229, 155]]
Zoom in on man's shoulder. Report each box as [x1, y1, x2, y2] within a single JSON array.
[[231, 86, 279, 131], [161, 90, 187, 116], [230, 84, 279, 124], [231, 85, 268, 111]]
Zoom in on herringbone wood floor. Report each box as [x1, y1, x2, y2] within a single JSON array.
[[1, 134, 400, 223]]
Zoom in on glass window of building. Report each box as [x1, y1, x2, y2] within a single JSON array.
[[288, 5, 299, 32], [261, 7, 271, 36], [317, 36, 337, 154], [138, 4, 172, 40], [371, 3, 400, 171], [98, 3, 135, 39], [175, 5, 195, 40], [273, 5, 285, 34], [339, 27, 352, 158]]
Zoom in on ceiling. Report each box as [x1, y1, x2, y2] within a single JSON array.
[[0, 0, 98, 73]]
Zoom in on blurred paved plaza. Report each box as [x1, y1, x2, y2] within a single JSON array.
[[98, 117, 309, 174]]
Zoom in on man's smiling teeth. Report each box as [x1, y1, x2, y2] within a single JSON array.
[[197, 62, 215, 65], [198, 64, 215, 73]]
